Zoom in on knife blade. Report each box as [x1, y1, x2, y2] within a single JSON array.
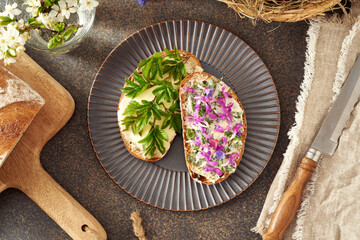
[[262, 56, 360, 240], [310, 56, 360, 158]]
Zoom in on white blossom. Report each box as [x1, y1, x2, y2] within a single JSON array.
[[49, 2, 65, 22], [2, 3, 22, 19], [79, 0, 99, 12], [3, 55, 16, 65], [25, 0, 41, 16], [0, 21, 30, 65], [37, 13, 53, 28], [66, 0, 79, 8], [60, 2, 77, 19]]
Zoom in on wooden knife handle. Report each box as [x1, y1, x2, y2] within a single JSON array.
[[262, 157, 317, 240], [17, 162, 107, 240]]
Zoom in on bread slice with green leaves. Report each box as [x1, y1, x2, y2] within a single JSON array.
[[180, 72, 247, 184], [118, 48, 203, 161]]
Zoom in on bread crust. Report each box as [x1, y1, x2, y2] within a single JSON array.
[[179, 72, 247, 184], [118, 50, 202, 161], [0, 67, 44, 166]]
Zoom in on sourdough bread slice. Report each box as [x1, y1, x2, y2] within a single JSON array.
[[180, 72, 247, 184], [0, 67, 45, 167], [118, 50, 203, 161]]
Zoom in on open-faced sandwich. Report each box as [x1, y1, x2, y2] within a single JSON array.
[[180, 72, 247, 184], [118, 47, 203, 161]]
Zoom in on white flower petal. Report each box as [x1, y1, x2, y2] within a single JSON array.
[[49, 10, 57, 18], [13, 9, 22, 16], [58, 1, 66, 9]]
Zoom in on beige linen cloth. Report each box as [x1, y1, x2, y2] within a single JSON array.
[[253, 4, 360, 240]]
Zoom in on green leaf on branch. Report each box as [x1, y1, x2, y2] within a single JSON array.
[[48, 35, 63, 49], [28, 18, 45, 28], [62, 26, 78, 40], [47, 26, 78, 49], [0, 16, 16, 26], [138, 126, 168, 157], [43, 0, 58, 7], [53, 22, 65, 32]]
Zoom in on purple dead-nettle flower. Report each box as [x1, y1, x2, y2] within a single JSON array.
[[194, 137, 202, 146], [182, 86, 196, 93], [204, 165, 223, 176], [205, 88, 214, 97], [216, 150, 225, 160], [209, 160, 218, 167], [200, 127, 212, 139], [228, 153, 240, 166], [233, 123, 243, 135], [214, 124, 225, 133], [136, 0, 148, 6]]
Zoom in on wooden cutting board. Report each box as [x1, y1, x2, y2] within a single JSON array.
[[0, 54, 107, 240]]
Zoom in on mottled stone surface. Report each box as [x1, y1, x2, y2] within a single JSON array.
[[0, 0, 308, 239]]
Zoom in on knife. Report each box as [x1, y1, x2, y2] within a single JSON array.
[[262, 56, 360, 240]]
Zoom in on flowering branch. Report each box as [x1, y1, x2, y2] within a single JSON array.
[[0, 0, 99, 65]]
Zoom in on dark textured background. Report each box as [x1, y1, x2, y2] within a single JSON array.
[[0, 0, 308, 239]]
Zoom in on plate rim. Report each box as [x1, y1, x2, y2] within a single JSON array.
[[87, 19, 281, 211]]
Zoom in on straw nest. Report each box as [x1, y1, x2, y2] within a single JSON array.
[[218, 0, 342, 22]]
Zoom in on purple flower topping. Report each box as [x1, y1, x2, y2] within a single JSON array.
[[215, 168, 223, 176], [204, 165, 215, 172], [214, 124, 224, 133], [222, 137, 227, 145], [137, 0, 148, 6], [182, 86, 196, 93], [194, 137, 201, 146], [209, 139, 218, 149], [208, 113, 217, 119], [200, 151, 211, 162], [201, 127, 213, 139], [233, 123, 243, 135], [216, 150, 225, 160], [204, 165, 223, 176], [228, 153, 240, 166], [222, 87, 232, 99], [205, 88, 214, 97], [187, 113, 205, 126], [209, 161, 218, 167], [194, 103, 201, 111], [216, 144, 224, 151]]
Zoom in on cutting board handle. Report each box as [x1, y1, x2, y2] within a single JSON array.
[[17, 160, 107, 240], [262, 157, 317, 240], [0, 179, 7, 194]]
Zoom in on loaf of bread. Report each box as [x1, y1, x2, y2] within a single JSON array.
[[118, 50, 203, 161], [180, 72, 247, 184], [0, 67, 45, 167]]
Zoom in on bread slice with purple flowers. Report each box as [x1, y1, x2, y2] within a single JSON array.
[[180, 72, 247, 184]]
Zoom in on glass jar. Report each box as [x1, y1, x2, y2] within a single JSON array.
[[3, 0, 96, 53]]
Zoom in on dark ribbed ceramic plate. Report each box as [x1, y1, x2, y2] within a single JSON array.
[[88, 20, 280, 211]]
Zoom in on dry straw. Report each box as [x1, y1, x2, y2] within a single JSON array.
[[218, 0, 342, 22]]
